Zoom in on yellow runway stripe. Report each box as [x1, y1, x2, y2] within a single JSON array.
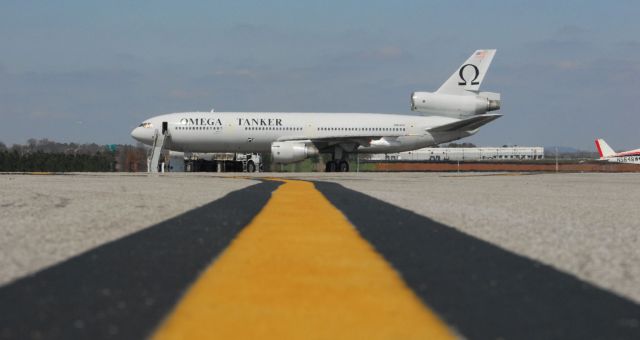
[[153, 180, 455, 340]]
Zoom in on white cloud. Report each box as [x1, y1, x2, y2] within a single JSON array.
[[551, 60, 584, 71], [372, 46, 404, 60]]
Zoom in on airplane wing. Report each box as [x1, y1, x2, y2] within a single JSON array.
[[427, 113, 502, 132], [277, 134, 391, 148], [275, 113, 502, 149]]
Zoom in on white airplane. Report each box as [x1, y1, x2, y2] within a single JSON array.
[[131, 49, 502, 172], [595, 139, 640, 164]]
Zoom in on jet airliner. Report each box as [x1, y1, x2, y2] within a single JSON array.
[[131, 50, 502, 172], [595, 139, 640, 164]]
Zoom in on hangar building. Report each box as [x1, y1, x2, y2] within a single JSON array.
[[371, 147, 545, 162]]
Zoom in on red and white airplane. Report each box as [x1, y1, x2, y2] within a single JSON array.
[[595, 139, 640, 164]]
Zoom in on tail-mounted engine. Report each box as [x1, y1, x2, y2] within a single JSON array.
[[411, 91, 501, 118]]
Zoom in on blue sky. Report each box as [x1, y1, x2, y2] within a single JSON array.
[[1, 1, 639, 150]]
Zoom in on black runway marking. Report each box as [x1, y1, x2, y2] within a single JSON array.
[[315, 181, 640, 340], [0, 181, 280, 340]]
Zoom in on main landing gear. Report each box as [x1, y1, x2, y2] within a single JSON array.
[[325, 147, 350, 172], [325, 160, 349, 172]]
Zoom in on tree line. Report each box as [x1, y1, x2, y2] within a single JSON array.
[[0, 139, 148, 172]]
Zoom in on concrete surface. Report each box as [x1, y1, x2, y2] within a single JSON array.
[[0, 173, 255, 285]]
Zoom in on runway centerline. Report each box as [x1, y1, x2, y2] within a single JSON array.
[[153, 179, 455, 340]]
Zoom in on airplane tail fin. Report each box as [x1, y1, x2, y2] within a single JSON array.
[[436, 49, 496, 96], [595, 139, 616, 158]]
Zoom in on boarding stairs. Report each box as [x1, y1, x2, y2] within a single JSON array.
[[149, 129, 168, 173]]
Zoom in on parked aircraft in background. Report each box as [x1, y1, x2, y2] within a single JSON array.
[[595, 139, 640, 164], [132, 50, 502, 172]]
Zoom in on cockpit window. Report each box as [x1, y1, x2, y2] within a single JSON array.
[[139, 122, 153, 128]]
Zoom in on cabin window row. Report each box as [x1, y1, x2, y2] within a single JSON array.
[[244, 127, 303, 131], [317, 127, 405, 132]]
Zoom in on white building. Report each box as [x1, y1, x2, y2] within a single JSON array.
[[371, 147, 544, 162]]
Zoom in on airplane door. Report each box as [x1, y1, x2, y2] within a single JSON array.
[[162, 121, 168, 134]]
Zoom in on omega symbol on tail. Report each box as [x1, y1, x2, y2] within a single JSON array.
[[458, 64, 480, 86]]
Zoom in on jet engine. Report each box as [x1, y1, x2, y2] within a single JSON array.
[[410, 92, 500, 118], [271, 141, 319, 164]]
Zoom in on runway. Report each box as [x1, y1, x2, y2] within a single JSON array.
[[1, 173, 639, 339]]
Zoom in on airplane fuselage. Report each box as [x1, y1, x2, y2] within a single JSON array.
[[132, 111, 472, 154], [600, 154, 640, 164]]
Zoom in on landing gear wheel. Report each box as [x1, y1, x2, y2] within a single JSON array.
[[247, 161, 256, 173], [338, 160, 349, 172], [325, 161, 337, 172]]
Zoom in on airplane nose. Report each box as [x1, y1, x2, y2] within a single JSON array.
[[131, 127, 145, 142]]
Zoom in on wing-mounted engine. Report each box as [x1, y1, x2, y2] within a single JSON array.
[[411, 91, 500, 118], [271, 141, 319, 164]]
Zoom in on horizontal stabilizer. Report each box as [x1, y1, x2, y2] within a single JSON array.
[[428, 114, 502, 133]]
